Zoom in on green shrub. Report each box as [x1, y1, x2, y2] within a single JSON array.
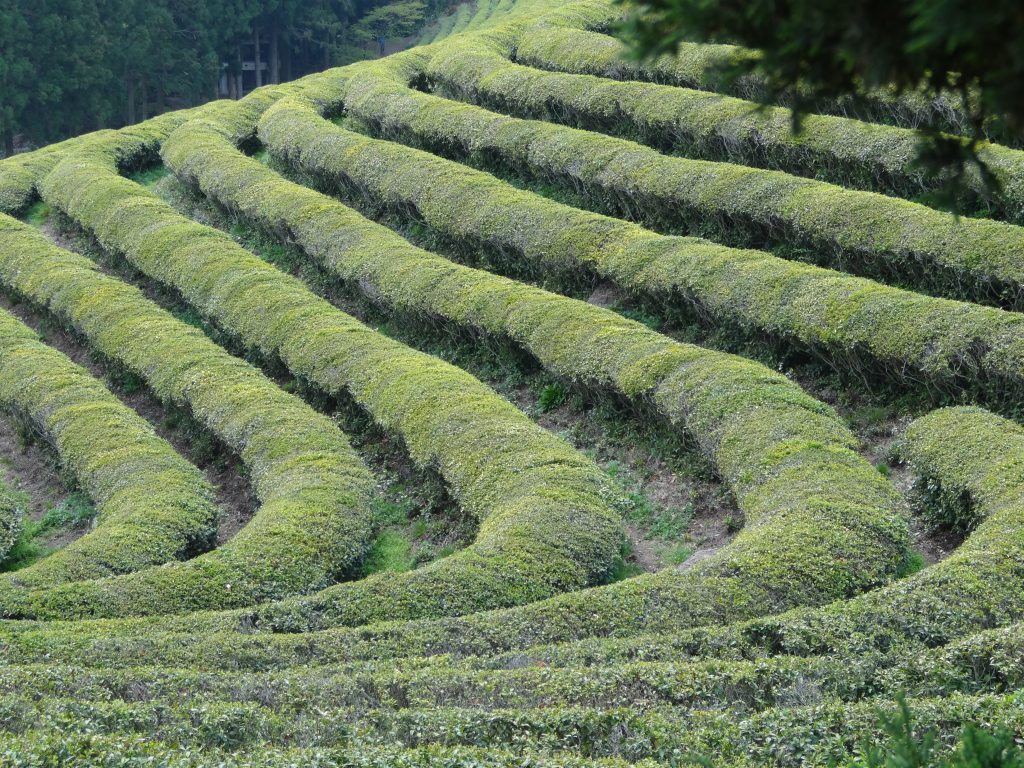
[[161, 85, 909, 639], [0, 478, 26, 563], [35, 96, 625, 628], [0, 213, 375, 619], [0, 297, 222, 594]]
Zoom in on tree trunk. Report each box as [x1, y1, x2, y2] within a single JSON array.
[[157, 68, 167, 113], [140, 76, 149, 121], [2, 130, 14, 159], [254, 27, 263, 88], [235, 46, 244, 98], [126, 75, 136, 125], [269, 24, 280, 84], [283, 33, 292, 81]]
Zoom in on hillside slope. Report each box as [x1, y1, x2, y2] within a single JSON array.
[[1, 1, 1023, 764]]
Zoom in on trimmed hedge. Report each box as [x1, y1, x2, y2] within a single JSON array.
[[0, 110, 197, 218], [422, 8, 462, 46], [165, 84, 910, 641], [2, 55, 1015, 679], [464, 0, 500, 35], [422, 0, 540, 45], [0, 213, 375, 619], [423, 30, 1024, 217], [510, 5, 1004, 145], [502, 405, 1024, 671], [333, 54, 1024, 310], [260, 75, 1024, 401], [0, 296, 221, 590], [2, 9, 1024, 765], [35, 98, 626, 629], [0, 655, 858, 714], [2, 405, 1016, 675], [0, 687, 1021, 767], [3, 615, 1022, 718], [0, 734, 655, 768], [460, 406, 1024, 673]]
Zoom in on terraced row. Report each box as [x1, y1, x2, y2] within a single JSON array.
[[332, 48, 1024, 311], [0, 110, 196, 218], [1, 0, 1023, 763], [511, 1, 1010, 146], [0, 297, 220, 587], [419, 0, 535, 46], [2, 403, 1017, 667], [1, 691, 1024, 765], [424, 14, 1024, 215], [28, 95, 625, 627], [252, 69, 1024, 406], [0, 213, 374, 618], [157, 79, 908, 636], [1, 405, 1021, 765]]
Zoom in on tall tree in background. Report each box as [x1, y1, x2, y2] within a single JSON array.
[[617, 0, 1024, 206], [14, 0, 115, 141], [1, 0, 437, 156], [0, 0, 33, 157]]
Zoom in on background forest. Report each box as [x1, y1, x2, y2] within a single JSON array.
[[0, 0, 434, 156]]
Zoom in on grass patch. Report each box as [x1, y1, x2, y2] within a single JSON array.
[[0, 492, 96, 572], [897, 550, 927, 578], [22, 201, 50, 228], [361, 530, 415, 575], [605, 459, 694, 541], [536, 382, 567, 413], [128, 165, 169, 189]]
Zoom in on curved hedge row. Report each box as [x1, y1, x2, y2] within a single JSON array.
[[335, 53, 1024, 309], [3, 613, 1021, 719], [2, 5, 1024, 763], [510, 4, 1000, 145], [35, 101, 626, 629], [0, 110, 197, 218], [432, 8, 463, 42], [0, 734, 651, 768], [0, 290, 221, 591], [2, 405, 1015, 677], [494, 405, 1024, 672], [165, 85, 910, 639], [463, 0, 500, 35], [422, 0, 545, 45], [0, 213, 375, 619], [423, 30, 1024, 216], [259, 78, 1024, 401]]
